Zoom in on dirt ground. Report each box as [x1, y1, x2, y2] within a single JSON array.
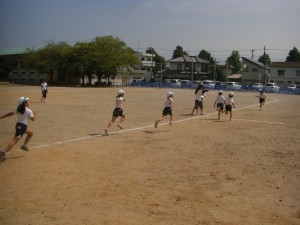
[[0, 85, 299, 225]]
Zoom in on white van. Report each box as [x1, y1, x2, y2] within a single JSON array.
[[169, 79, 181, 88]]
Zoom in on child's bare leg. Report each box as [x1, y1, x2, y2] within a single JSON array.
[[155, 115, 165, 128], [117, 115, 125, 129], [105, 117, 117, 135], [229, 111, 232, 121], [4, 136, 20, 154], [169, 114, 173, 125]]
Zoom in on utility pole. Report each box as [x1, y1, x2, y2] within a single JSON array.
[[251, 49, 255, 59], [213, 58, 216, 81], [263, 46, 266, 85]]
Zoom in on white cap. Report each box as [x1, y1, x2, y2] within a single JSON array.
[[167, 91, 174, 97], [229, 92, 234, 97], [259, 89, 263, 92], [18, 97, 29, 106], [218, 90, 223, 94], [118, 89, 125, 95]]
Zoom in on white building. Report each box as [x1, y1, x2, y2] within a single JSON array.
[[270, 62, 300, 88]]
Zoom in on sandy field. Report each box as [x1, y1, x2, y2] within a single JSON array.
[[0, 85, 299, 225]]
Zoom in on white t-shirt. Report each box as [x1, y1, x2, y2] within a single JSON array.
[[215, 95, 225, 104], [165, 97, 173, 107], [41, 82, 48, 91], [195, 91, 206, 101], [115, 96, 124, 108], [14, 108, 33, 125], [258, 93, 266, 99], [225, 97, 234, 106]]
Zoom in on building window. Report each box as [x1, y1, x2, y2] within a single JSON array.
[[296, 70, 300, 77], [277, 70, 285, 76], [177, 63, 182, 70], [243, 65, 249, 72]]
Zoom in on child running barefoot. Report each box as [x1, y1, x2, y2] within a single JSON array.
[[255, 89, 266, 111], [224, 92, 235, 121], [155, 91, 174, 128], [105, 90, 126, 136], [213, 90, 225, 120], [0, 97, 36, 161]]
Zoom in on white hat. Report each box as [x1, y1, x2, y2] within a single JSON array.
[[229, 92, 234, 97], [18, 97, 29, 106], [218, 90, 223, 94], [118, 89, 125, 95], [167, 91, 174, 97]]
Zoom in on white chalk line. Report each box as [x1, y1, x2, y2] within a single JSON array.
[[31, 97, 282, 150]]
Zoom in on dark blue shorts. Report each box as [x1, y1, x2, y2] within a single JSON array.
[[113, 108, 124, 117], [15, 123, 27, 138], [194, 100, 203, 109], [217, 103, 224, 110], [42, 90, 47, 97], [225, 105, 232, 112], [259, 98, 265, 104], [163, 107, 172, 116]]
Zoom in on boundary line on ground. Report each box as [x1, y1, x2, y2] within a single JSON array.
[[30, 97, 282, 150]]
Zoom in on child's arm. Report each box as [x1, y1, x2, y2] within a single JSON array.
[[0, 112, 14, 119], [31, 111, 36, 121], [232, 103, 236, 109]]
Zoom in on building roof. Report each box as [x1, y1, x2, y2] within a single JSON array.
[[228, 74, 242, 79], [271, 62, 300, 68], [0, 48, 28, 56], [242, 57, 270, 69], [167, 55, 209, 64]]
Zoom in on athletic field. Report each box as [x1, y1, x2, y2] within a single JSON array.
[[0, 85, 299, 225]]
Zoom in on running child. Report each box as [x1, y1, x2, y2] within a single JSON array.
[[255, 89, 266, 111], [0, 97, 36, 161], [105, 89, 126, 136], [155, 91, 174, 128], [213, 90, 225, 120], [191, 84, 206, 116], [224, 92, 235, 121], [41, 80, 48, 103]]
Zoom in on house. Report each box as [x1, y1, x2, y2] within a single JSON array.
[[0, 48, 79, 85], [111, 51, 155, 85], [270, 62, 300, 88], [165, 55, 210, 81], [241, 57, 270, 84]]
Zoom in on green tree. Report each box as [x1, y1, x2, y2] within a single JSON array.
[[258, 53, 271, 66], [146, 47, 165, 78], [226, 51, 242, 74], [0, 56, 18, 81], [286, 47, 300, 62], [198, 49, 214, 63], [172, 46, 189, 59], [24, 41, 72, 82], [91, 36, 139, 85]]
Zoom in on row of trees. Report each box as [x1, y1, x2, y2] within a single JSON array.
[[24, 36, 139, 85], [0, 35, 299, 83]]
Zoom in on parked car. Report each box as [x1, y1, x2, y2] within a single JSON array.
[[191, 80, 203, 89], [252, 83, 264, 90], [214, 81, 226, 89], [287, 84, 297, 91], [295, 85, 300, 94], [226, 82, 242, 90], [265, 83, 280, 92], [202, 80, 215, 89], [169, 79, 181, 88], [180, 80, 191, 88]]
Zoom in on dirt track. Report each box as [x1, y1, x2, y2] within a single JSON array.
[[0, 85, 299, 225]]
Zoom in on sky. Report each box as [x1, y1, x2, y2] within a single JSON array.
[[0, 0, 299, 63]]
